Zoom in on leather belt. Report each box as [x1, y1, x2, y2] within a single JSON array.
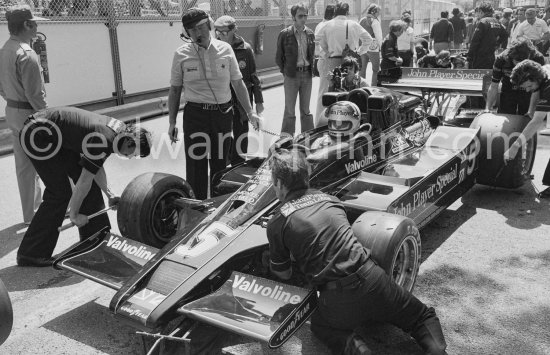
[[329, 56, 342, 59], [6, 99, 33, 110], [317, 258, 377, 292], [296, 66, 310, 72], [186, 101, 232, 111]]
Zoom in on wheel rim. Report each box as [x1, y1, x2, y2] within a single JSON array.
[[390, 234, 419, 292], [150, 188, 189, 243]]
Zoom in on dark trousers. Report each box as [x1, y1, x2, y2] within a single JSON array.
[[311, 264, 446, 354], [399, 50, 414, 67], [498, 89, 531, 115], [18, 122, 109, 258], [183, 105, 233, 200]]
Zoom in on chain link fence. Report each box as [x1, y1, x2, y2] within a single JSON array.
[[0, 0, 339, 23]]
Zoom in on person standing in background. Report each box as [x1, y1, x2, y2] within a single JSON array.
[[314, 4, 335, 127], [449, 7, 466, 50], [397, 13, 415, 67], [0, 5, 47, 225], [317, 1, 371, 122], [467, 2, 508, 69], [214, 15, 264, 165], [430, 11, 454, 54], [510, 7, 526, 43], [359, 3, 382, 85], [276, 3, 316, 137]]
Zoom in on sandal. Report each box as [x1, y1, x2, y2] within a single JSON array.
[[538, 187, 550, 199]]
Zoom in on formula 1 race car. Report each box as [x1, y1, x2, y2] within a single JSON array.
[[53, 68, 536, 352]]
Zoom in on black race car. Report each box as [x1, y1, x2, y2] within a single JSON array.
[[50, 71, 536, 351]]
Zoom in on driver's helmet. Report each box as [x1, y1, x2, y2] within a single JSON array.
[[326, 101, 361, 138]]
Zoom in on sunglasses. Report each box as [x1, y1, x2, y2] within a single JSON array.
[[296, 14, 308, 19], [215, 29, 231, 36]]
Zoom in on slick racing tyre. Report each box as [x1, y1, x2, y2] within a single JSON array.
[[352, 211, 421, 293], [470, 113, 536, 188], [118, 173, 194, 248], [0, 277, 13, 346]]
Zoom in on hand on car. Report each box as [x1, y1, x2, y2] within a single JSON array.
[[396, 57, 403, 66]]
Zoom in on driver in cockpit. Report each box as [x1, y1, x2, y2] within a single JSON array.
[[310, 101, 369, 161]]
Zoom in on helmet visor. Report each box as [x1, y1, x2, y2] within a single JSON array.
[[328, 119, 353, 133]]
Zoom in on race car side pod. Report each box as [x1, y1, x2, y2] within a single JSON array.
[[58, 205, 117, 232], [404, 115, 440, 136]]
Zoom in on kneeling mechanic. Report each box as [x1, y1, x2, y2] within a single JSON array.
[[267, 148, 447, 355]]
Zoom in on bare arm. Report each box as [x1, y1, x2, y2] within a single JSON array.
[[69, 169, 95, 227], [94, 167, 119, 206], [527, 91, 540, 117], [168, 85, 183, 143], [504, 110, 547, 161], [231, 79, 260, 129]]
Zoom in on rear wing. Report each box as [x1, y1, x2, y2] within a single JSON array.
[[383, 68, 492, 96], [54, 229, 159, 290], [382, 68, 492, 120], [178, 271, 317, 349]]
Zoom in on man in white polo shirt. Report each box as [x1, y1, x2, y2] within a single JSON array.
[[515, 8, 550, 54], [167, 8, 260, 200]]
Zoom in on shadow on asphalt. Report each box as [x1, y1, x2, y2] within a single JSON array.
[[462, 182, 550, 230], [42, 300, 143, 355], [420, 202, 477, 263], [0, 266, 80, 292], [0, 223, 27, 259], [416, 254, 550, 355]]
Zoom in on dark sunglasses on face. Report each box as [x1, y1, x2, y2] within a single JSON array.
[[296, 14, 308, 19]]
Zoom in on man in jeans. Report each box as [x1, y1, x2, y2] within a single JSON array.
[[276, 3, 315, 137], [430, 11, 454, 54]]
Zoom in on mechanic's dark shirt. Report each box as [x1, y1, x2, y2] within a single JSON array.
[[267, 189, 370, 286], [536, 78, 550, 112], [430, 18, 454, 43], [492, 49, 545, 92], [31, 107, 120, 174], [381, 32, 399, 70], [467, 16, 508, 69]]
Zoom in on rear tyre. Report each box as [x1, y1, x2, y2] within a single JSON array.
[[470, 112, 537, 188], [0, 277, 13, 346], [117, 173, 194, 248], [352, 211, 421, 293]]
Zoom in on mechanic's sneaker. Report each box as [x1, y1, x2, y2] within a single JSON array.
[[539, 187, 550, 199], [344, 332, 372, 355], [17, 255, 55, 267]]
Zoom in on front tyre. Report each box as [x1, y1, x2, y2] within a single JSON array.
[[352, 211, 421, 293], [117, 173, 194, 248], [0, 277, 13, 345]]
